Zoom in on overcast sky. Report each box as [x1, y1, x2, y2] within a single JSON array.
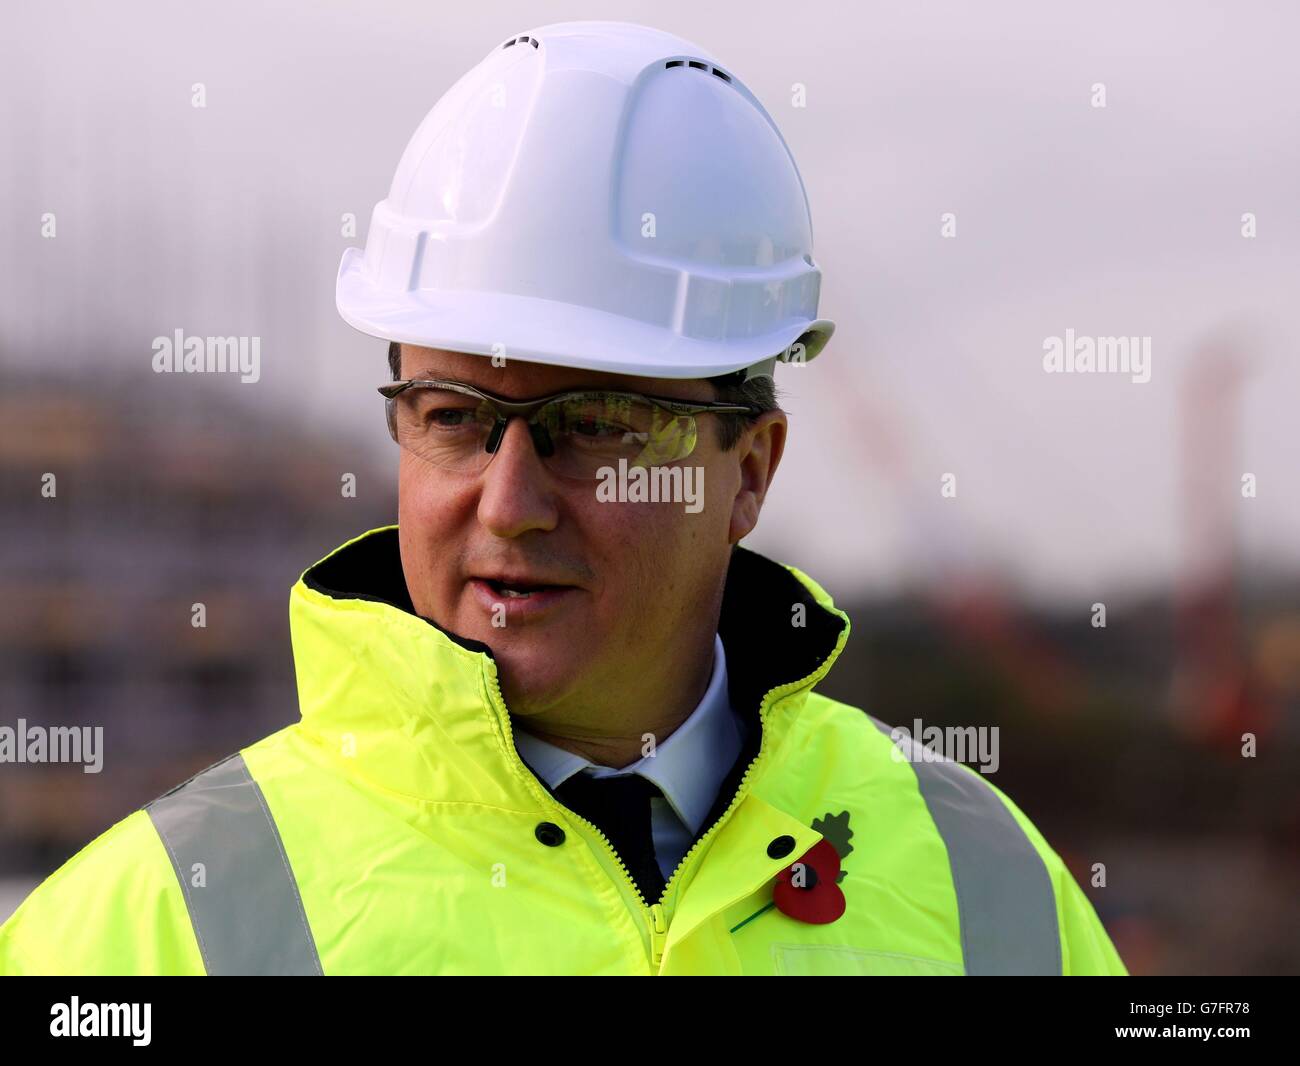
[[4, 1, 1298, 605]]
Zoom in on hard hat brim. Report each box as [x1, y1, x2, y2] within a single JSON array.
[[337, 248, 833, 380]]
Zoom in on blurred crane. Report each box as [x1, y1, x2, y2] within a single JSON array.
[[1168, 332, 1277, 752], [805, 358, 1078, 716]]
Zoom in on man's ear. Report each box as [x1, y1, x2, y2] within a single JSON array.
[[728, 410, 787, 545]]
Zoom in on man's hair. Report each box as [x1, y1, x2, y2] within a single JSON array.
[[387, 341, 779, 452]]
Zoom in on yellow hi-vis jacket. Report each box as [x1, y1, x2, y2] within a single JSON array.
[[0, 526, 1127, 976]]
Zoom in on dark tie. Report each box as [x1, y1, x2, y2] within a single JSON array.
[[554, 771, 668, 903]]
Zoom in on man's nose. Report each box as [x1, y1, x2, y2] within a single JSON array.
[[475, 417, 560, 538]]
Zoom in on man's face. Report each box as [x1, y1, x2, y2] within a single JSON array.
[[394, 345, 787, 729]]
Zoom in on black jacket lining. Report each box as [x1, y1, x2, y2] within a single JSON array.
[[303, 529, 494, 656]]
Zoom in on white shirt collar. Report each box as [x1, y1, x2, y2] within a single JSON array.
[[512, 633, 741, 836]]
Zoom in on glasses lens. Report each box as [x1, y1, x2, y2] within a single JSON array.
[[386, 386, 701, 481], [538, 394, 698, 479], [389, 387, 496, 473]]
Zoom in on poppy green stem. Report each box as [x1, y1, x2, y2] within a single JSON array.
[[728, 900, 776, 934]]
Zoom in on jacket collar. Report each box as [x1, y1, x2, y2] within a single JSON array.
[[288, 525, 850, 816]]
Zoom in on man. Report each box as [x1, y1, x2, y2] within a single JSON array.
[[0, 20, 1125, 975]]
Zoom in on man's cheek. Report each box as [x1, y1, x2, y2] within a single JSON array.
[[399, 468, 449, 520]]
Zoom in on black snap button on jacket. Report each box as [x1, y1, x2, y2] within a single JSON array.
[[535, 822, 566, 847]]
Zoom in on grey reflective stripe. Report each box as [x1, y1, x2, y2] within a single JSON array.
[[145, 753, 323, 976], [870, 717, 1061, 975]]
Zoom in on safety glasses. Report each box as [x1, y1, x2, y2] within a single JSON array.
[[378, 378, 759, 481]]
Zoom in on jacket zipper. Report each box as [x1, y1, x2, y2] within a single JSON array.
[[485, 639, 846, 972]]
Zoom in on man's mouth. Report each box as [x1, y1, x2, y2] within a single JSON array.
[[466, 569, 583, 619], [481, 579, 568, 599]]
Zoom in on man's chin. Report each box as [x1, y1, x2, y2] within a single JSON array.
[[488, 649, 585, 718], [428, 593, 595, 708]]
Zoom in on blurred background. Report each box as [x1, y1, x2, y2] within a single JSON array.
[[2, 1, 1298, 973]]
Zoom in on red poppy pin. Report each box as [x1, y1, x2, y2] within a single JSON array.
[[772, 810, 853, 925]]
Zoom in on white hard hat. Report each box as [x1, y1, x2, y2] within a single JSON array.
[[336, 20, 834, 382]]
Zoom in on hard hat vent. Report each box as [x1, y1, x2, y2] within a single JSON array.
[[664, 58, 732, 84], [503, 36, 539, 49]]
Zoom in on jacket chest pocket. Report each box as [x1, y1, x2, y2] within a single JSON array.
[[771, 943, 963, 976]]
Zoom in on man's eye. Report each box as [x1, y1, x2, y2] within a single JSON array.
[[571, 418, 626, 438], [427, 408, 475, 428]]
